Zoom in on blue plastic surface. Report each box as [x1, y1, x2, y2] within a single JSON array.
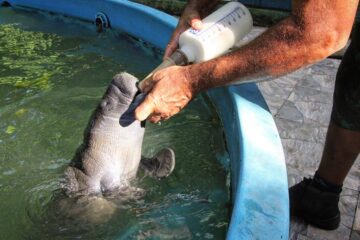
[[208, 85, 289, 240], [1, 1, 289, 239]]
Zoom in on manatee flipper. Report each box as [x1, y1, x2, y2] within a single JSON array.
[[64, 166, 97, 195], [140, 148, 175, 179]]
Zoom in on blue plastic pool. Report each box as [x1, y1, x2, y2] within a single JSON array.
[[0, 1, 289, 239]]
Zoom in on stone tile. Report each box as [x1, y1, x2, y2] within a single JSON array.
[[258, 96, 283, 115], [307, 215, 352, 240], [277, 100, 304, 123], [342, 214, 356, 231], [288, 86, 333, 105], [297, 73, 336, 92], [343, 161, 360, 191], [287, 165, 309, 187], [290, 231, 299, 240], [290, 217, 308, 238], [353, 155, 360, 168], [282, 139, 323, 174], [275, 117, 328, 144], [266, 97, 285, 115], [293, 101, 332, 127], [271, 74, 300, 88], [312, 73, 336, 92], [350, 231, 360, 240], [352, 195, 360, 231], [296, 75, 324, 91], [297, 234, 310, 240], [258, 80, 294, 99], [290, 231, 306, 240], [340, 188, 359, 219], [310, 59, 341, 75], [290, 66, 313, 81], [257, 82, 289, 115]]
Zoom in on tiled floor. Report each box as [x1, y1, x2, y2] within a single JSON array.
[[257, 57, 360, 240]]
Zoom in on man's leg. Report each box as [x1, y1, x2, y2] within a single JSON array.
[[317, 123, 360, 185], [317, 21, 360, 186], [289, 122, 360, 230], [290, 23, 360, 230]]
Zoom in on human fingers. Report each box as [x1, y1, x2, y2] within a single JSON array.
[[138, 74, 154, 93], [188, 15, 203, 30], [134, 94, 157, 121], [138, 67, 165, 93], [148, 114, 162, 123], [164, 9, 202, 59], [164, 29, 182, 59]]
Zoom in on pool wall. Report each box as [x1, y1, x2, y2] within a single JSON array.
[[1, 0, 289, 239]]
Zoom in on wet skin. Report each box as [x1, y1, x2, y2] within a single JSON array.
[[64, 72, 146, 196]]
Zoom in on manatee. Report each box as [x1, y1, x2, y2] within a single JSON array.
[[63, 72, 175, 196]]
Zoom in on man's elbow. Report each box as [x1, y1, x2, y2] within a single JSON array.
[[310, 29, 349, 59]]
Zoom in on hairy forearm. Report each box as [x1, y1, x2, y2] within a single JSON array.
[[188, 0, 358, 92]]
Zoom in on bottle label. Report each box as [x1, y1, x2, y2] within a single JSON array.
[[188, 6, 246, 43], [189, 29, 200, 35]]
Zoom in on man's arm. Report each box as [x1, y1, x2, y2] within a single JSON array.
[[191, 0, 358, 91], [135, 0, 359, 122]]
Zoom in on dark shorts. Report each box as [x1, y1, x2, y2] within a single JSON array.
[[331, 23, 360, 131]]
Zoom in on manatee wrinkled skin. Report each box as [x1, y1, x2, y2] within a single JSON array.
[[64, 72, 145, 196]]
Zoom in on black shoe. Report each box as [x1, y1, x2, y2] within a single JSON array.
[[140, 148, 175, 179], [289, 178, 341, 230]]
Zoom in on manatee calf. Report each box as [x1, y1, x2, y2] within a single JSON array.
[[64, 72, 175, 196]]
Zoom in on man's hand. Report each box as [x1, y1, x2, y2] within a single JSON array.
[[135, 66, 197, 123], [164, 5, 202, 59], [136, 0, 219, 123], [164, 0, 219, 59]]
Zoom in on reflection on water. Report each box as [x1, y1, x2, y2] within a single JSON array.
[[0, 7, 230, 240]]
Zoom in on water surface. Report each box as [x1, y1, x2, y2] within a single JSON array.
[[0, 7, 230, 240]]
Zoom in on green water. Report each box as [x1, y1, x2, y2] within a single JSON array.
[[0, 7, 230, 240]]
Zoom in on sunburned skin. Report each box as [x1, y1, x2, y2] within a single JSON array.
[[189, 0, 359, 91]]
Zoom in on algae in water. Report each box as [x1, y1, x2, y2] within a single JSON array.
[[0, 24, 65, 91]]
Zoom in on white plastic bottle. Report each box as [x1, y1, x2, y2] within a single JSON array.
[[179, 1, 253, 63], [141, 2, 253, 84]]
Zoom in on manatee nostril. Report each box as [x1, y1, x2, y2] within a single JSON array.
[[101, 100, 115, 112], [101, 100, 109, 108]]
